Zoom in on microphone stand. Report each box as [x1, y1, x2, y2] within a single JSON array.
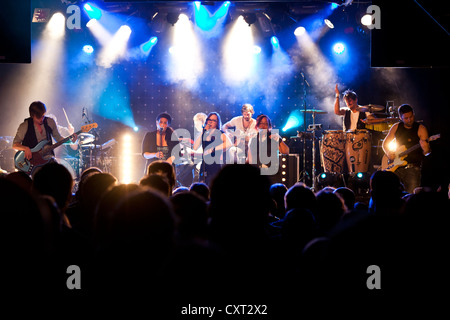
[[299, 72, 310, 185], [82, 108, 100, 169]]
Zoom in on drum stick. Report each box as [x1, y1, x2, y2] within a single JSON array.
[[62, 108, 71, 126]]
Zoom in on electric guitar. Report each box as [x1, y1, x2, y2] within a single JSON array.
[[14, 123, 98, 175], [381, 134, 440, 172]]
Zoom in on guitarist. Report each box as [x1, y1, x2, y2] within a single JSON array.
[[12, 101, 77, 165], [382, 104, 430, 194]]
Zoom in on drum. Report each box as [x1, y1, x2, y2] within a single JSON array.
[[320, 130, 346, 173], [345, 130, 372, 173], [56, 157, 80, 181]]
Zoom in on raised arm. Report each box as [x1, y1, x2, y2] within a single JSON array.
[[334, 84, 345, 116]]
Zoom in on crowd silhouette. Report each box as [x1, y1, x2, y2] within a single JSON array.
[[1, 161, 448, 316]]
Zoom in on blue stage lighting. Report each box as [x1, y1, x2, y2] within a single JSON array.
[[141, 36, 158, 53], [270, 36, 279, 49], [282, 111, 303, 132], [333, 42, 345, 54], [331, 3, 339, 10], [194, 1, 230, 31], [83, 3, 102, 20], [356, 172, 364, 179], [133, 126, 139, 132], [83, 45, 94, 54]]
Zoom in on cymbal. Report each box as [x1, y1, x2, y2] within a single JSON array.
[[300, 109, 328, 114], [358, 104, 385, 112], [79, 133, 95, 144]]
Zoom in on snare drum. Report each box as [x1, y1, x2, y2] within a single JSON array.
[[345, 130, 371, 173], [320, 130, 346, 173]]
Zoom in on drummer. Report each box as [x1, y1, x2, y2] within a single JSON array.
[[334, 84, 376, 131]]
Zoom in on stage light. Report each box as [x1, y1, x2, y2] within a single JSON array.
[[120, 133, 133, 184], [253, 45, 261, 54], [133, 126, 139, 132], [324, 19, 334, 29], [294, 26, 306, 36], [243, 13, 257, 26], [83, 45, 94, 54], [282, 111, 303, 132], [194, 0, 230, 32], [316, 172, 340, 189], [387, 139, 398, 152], [361, 14, 372, 26], [331, 3, 339, 10], [222, 15, 257, 84], [46, 12, 65, 39], [333, 42, 345, 54], [97, 24, 132, 68], [83, 3, 102, 20], [141, 36, 158, 53], [349, 172, 370, 191], [270, 36, 279, 49]]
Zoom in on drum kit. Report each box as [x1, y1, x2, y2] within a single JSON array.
[[295, 104, 400, 190]]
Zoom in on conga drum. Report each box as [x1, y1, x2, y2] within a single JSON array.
[[320, 130, 346, 173], [345, 130, 372, 173]]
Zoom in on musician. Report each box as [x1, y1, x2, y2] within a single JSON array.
[[334, 85, 375, 131], [222, 104, 257, 162], [46, 113, 79, 159], [382, 104, 430, 194], [248, 114, 289, 174], [142, 113, 178, 169], [193, 112, 231, 186], [13, 101, 77, 162]]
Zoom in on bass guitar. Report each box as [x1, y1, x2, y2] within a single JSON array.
[[381, 134, 440, 172], [14, 123, 98, 175]]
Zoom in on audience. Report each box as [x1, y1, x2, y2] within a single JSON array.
[[1, 160, 448, 314]]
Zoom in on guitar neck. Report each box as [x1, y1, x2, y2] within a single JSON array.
[[398, 135, 440, 157], [398, 143, 421, 157], [48, 129, 82, 152]]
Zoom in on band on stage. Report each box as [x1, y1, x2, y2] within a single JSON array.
[[2, 85, 435, 194]]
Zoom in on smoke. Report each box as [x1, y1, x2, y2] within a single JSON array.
[[289, 36, 341, 128]]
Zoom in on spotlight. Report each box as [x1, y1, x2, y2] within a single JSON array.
[[387, 139, 398, 152], [282, 110, 303, 132], [349, 172, 370, 191], [83, 3, 102, 20], [270, 36, 279, 49], [46, 12, 66, 39], [316, 172, 340, 189], [167, 12, 180, 26], [141, 36, 158, 53], [294, 26, 306, 36], [361, 14, 372, 26], [253, 45, 261, 54], [133, 126, 139, 132], [324, 19, 334, 29], [83, 45, 94, 54], [333, 42, 345, 54], [243, 13, 257, 26]]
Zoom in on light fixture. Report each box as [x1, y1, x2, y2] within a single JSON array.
[[324, 18, 334, 29], [243, 13, 257, 26]]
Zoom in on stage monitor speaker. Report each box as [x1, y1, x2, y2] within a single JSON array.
[[371, 0, 448, 68], [0, 0, 31, 63], [268, 154, 299, 188]]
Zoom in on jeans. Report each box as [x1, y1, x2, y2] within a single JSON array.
[[395, 166, 421, 194]]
